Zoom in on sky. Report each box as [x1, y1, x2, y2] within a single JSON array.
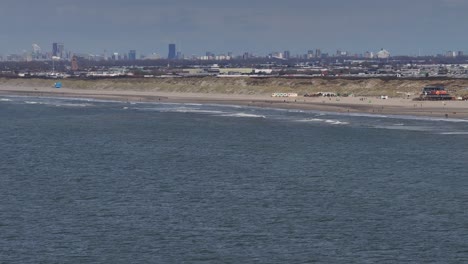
[[1, 0, 468, 56]]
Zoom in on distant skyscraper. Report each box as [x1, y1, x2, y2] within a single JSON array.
[[129, 50, 137, 60], [315, 49, 322, 58], [58, 43, 64, 58], [52, 42, 64, 58], [168, 44, 176, 59], [52, 43, 58, 57], [284, 50, 290, 59]]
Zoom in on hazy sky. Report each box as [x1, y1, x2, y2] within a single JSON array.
[[1, 0, 467, 56]]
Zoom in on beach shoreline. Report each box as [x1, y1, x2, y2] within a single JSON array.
[[1, 85, 468, 119]]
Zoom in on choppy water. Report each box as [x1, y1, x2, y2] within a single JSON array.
[[1, 96, 468, 263]]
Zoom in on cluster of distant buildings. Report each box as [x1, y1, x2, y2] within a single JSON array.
[[2, 41, 468, 64], [3, 42, 468, 80], [11, 59, 468, 80], [0, 42, 394, 62]]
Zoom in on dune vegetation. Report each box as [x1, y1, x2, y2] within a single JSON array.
[[1, 77, 468, 97]]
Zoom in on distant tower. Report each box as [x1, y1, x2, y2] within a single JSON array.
[[52, 43, 58, 57], [57, 43, 64, 58], [128, 50, 137, 60], [71, 55, 79, 71], [168, 44, 176, 59], [52, 42, 64, 58], [315, 49, 322, 58]]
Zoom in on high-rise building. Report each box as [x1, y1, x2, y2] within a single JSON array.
[[58, 43, 64, 58], [129, 50, 137, 60], [52, 42, 64, 58], [168, 44, 176, 59], [315, 49, 321, 58], [52, 43, 58, 57], [284, 50, 291, 59]]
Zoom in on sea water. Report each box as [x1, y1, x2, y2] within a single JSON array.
[[1, 96, 467, 263]]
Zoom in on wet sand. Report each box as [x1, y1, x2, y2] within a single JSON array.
[[1, 85, 468, 119]]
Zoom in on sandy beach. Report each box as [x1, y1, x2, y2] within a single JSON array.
[[1, 83, 468, 119]]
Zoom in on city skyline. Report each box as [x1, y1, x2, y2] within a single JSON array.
[[1, 0, 468, 56], [3, 40, 468, 62], [3, 41, 467, 59]]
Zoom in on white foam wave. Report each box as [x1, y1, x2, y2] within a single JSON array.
[[439, 132, 468, 135], [295, 110, 468, 123], [219, 113, 266, 118], [0, 98, 12, 102], [34, 96, 120, 104], [425, 118, 468, 123], [289, 110, 305, 113], [296, 118, 324, 123], [346, 113, 389, 118], [54, 103, 92, 107], [24, 100, 93, 107], [326, 120, 349, 125], [353, 113, 468, 123], [173, 109, 225, 114], [373, 125, 434, 132], [207, 104, 244, 109], [136, 107, 224, 115], [56, 97, 121, 104], [295, 118, 349, 125]]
